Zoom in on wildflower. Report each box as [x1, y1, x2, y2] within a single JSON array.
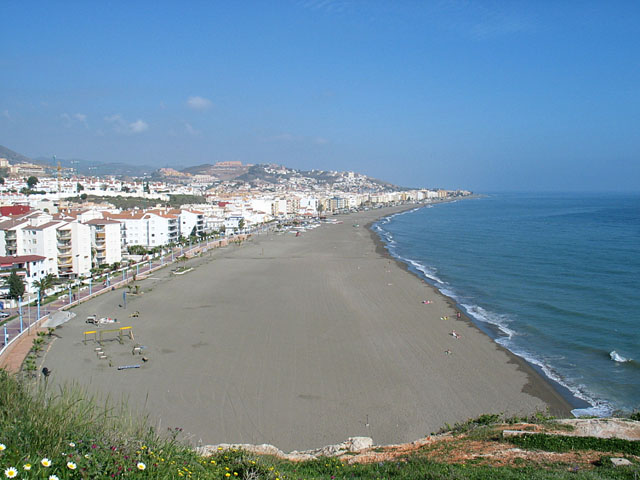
[[137, 462, 146, 471], [49, 475, 59, 480], [225, 474, 230, 478], [69, 442, 76, 447], [67, 461, 77, 470], [41, 458, 52, 467], [23, 464, 31, 471], [210, 460, 216, 465], [4, 467, 18, 478], [0, 444, 5, 451], [84, 454, 90, 459]]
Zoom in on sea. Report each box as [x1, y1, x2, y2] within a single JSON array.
[[373, 192, 640, 416]]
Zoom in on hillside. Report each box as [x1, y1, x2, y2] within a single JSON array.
[[1, 369, 638, 479], [0, 144, 32, 164]]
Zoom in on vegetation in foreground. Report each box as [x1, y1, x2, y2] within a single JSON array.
[[0, 370, 638, 479]]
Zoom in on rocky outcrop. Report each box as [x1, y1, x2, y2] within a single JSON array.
[[197, 436, 374, 461], [554, 418, 640, 440], [197, 419, 640, 464]]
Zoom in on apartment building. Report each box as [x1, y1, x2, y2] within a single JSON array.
[[107, 209, 179, 248], [55, 221, 91, 278], [176, 209, 205, 238], [85, 219, 122, 267], [0, 254, 47, 296]]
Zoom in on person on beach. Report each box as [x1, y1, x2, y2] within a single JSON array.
[[451, 330, 460, 339], [456, 311, 461, 319]]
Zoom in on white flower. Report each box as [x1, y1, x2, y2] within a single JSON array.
[[4, 467, 18, 478], [41, 457, 52, 467], [67, 461, 77, 470], [69, 442, 76, 447], [23, 464, 32, 471], [0, 444, 6, 451], [49, 475, 60, 480], [137, 462, 146, 470]]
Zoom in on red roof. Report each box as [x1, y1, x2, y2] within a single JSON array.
[[0, 205, 31, 216], [0, 255, 46, 265]]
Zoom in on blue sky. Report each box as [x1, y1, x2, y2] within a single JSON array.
[[1, 1, 639, 192]]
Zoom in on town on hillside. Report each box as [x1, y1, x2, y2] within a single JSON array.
[[0, 153, 471, 304]]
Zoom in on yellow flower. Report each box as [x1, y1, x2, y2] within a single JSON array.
[[137, 462, 146, 471], [41, 458, 52, 467], [4, 467, 18, 478], [233, 472, 238, 476], [225, 474, 231, 478], [210, 460, 216, 465], [23, 464, 31, 471], [217, 447, 223, 450], [0, 444, 5, 451], [67, 461, 77, 470]]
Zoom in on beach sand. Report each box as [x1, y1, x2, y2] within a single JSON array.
[[43, 205, 572, 452]]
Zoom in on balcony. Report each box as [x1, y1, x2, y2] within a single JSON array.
[[57, 231, 72, 240], [5, 231, 16, 240]]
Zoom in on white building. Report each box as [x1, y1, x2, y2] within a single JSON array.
[[0, 254, 47, 297], [85, 219, 122, 267]]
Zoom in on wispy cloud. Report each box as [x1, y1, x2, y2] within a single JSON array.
[[105, 114, 148, 134], [186, 96, 213, 111], [184, 122, 201, 136], [61, 112, 88, 128]]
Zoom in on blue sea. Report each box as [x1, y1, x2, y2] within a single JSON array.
[[374, 193, 640, 416]]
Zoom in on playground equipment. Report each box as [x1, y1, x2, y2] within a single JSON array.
[[83, 326, 134, 345]]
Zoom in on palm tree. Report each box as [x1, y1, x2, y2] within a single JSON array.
[[33, 273, 55, 299]]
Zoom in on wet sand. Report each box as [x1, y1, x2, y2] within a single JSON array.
[[44, 205, 571, 452]]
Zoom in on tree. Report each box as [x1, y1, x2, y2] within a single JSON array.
[[33, 273, 55, 299], [76, 182, 84, 192], [27, 176, 39, 189], [317, 203, 324, 217], [238, 219, 245, 231], [0, 177, 4, 185], [5, 270, 25, 300], [80, 193, 88, 201]]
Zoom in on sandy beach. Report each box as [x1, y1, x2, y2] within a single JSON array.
[[43, 205, 572, 452]]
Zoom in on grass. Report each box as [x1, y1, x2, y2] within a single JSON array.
[[0, 371, 638, 479], [506, 433, 640, 456]]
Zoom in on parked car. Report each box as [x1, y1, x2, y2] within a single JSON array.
[[0, 311, 11, 318]]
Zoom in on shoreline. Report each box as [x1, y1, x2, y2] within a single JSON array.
[[365, 207, 575, 417], [43, 202, 574, 452]]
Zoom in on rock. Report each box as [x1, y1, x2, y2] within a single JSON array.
[[199, 436, 374, 461], [610, 457, 633, 467], [555, 418, 640, 441], [346, 436, 374, 452]]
